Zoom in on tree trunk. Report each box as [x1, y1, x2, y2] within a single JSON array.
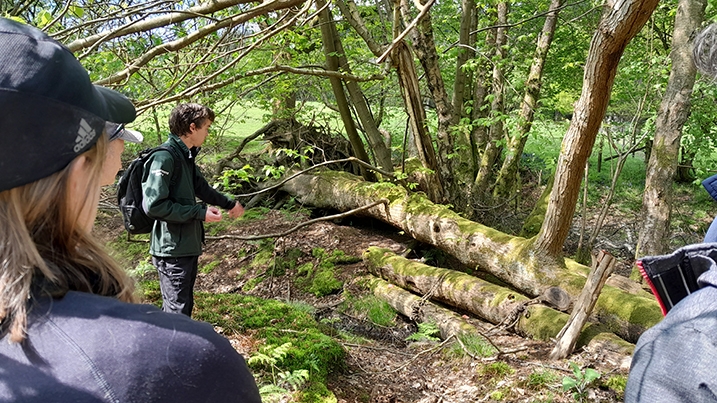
[[534, 0, 660, 257], [365, 248, 632, 352], [474, 1, 508, 198], [391, 41, 445, 202], [635, 0, 706, 258], [281, 170, 662, 342], [327, 7, 394, 173], [367, 276, 490, 342], [404, 0, 473, 210], [317, 0, 375, 182], [451, 0, 476, 125], [493, 0, 561, 199], [469, 24, 496, 175]]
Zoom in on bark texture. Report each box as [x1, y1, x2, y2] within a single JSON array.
[[534, 0, 659, 257], [493, 0, 561, 199], [281, 170, 662, 342], [635, 0, 707, 258], [365, 248, 633, 352]]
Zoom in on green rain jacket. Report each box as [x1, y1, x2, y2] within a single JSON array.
[[141, 133, 236, 257]]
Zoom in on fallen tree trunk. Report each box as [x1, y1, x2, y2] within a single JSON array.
[[367, 276, 491, 343], [365, 247, 633, 354], [281, 170, 662, 342]]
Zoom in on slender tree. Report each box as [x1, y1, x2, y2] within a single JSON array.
[[534, 0, 659, 257], [635, 0, 707, 259]]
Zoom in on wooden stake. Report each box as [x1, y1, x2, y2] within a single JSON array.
[[550, 250, 616, 360]]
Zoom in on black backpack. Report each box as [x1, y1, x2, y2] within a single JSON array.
[[117, 145, 182, 234]]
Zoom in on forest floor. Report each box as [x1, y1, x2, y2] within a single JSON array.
[[94, 185, 703, 403]]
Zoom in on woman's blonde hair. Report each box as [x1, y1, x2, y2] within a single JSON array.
[[0, 134, 136, 342]]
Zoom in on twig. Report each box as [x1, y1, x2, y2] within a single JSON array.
[[340, 342, 414, 356], [206, 199, 389, 241], [376, 0, 437, 63], [384, 335, 457, 374], [234, 157, 396, 199]]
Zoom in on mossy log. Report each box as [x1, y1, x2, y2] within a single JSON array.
[[281, 170, 662, 342], [366, 276, 489, 342], [364, 247, 633, 354]]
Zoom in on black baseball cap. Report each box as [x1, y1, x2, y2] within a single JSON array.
[[0, 18, 136, 192]]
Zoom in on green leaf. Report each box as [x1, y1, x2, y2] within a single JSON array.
[[35, 10, 52, 27], [70, 5, 84, 18], [584, 368, 601, 383], [562, 376, 578, 391]]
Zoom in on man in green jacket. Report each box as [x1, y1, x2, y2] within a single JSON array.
[[142, 103, 244, 316]]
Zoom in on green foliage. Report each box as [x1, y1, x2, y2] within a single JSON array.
[[479, 361, 515, 379], [405, 322, 441, 342], [274, 248, 305, 275], [347, 295, 396, 327], [106, 230, 151, 271], [249, 343, 310, 395], [251, 238, 276, 268], [562, 362, 601, 402], [138, 279, 161, 306], [603, 374, 627, 400], [217, 165, 253, 193], [193, 293, 345, 384], [204, 217, 239, 236], [242, 207, 271, 221], [525, 369, 560, 390], [199, 259, 221, 274], [293, 248, 348, 297], [127, 260, 155, 280], [445, 335, 497, 358]]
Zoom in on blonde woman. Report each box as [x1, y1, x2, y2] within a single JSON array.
[[0, 18, 260, 402]]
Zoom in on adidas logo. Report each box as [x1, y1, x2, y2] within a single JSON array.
[[74, 118, 95, 153]]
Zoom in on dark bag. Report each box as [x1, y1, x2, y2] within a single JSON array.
[[702, 173, 717, 201], [117, 145, 181, 234], [637, 243, 717, 315]]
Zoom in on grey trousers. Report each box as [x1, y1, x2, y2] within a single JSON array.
[[152, 255, 199, 317]]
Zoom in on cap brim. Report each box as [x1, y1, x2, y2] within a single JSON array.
[[94, 86, 136, 124], [119, 128, 143, 143]]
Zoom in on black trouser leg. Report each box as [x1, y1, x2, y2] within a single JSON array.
[[153, 255, 199, 317]]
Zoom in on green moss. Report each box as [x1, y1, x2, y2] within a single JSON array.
[[241, 207, 271, 221], [603, 374, 627, 400], [350, 295, 396, 326], [521, 305, 567, 340], [308, 268, 343, 296], [251, 239, 276, 268], [294, 249, 348, 297], [297, 382, 338, 403], [204, 217, 239, 236], [199, 259, 221, 274], [243, 276, 264, 291], [275, 248, 305, 274], [480, 361, 515, 378], [444, 334, 497, 358], [193, 293, 345, 383]]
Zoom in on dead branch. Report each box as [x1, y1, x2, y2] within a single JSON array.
[[206, 199, 389, 241]]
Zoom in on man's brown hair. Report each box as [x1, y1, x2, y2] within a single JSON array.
[[169, 103, 215, 136]]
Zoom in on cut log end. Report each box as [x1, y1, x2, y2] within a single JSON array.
[[540, 286, 572, 312]]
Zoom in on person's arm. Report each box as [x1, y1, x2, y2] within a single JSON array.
[[142, 150, 206, 223], [192, 165, 238, 212]]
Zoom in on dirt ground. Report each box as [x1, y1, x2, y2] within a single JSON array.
[[95, 200, 638, 403]]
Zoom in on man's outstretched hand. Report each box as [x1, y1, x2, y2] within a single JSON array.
[[228, 202, 245, 219]]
